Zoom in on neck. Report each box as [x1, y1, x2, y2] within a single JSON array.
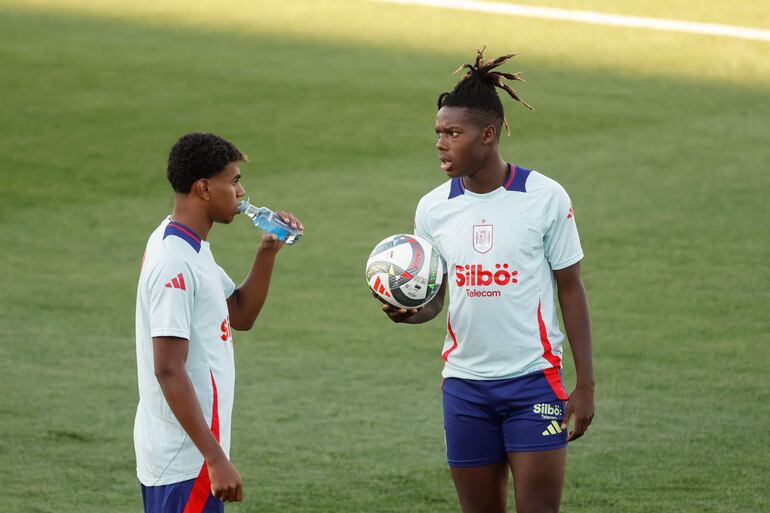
[[463, 155, 508, 194], [171, 197, 212, 240]]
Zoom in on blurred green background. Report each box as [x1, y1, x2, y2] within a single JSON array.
[[1, 1, 768, 511]]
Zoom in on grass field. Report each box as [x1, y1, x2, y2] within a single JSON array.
[[1, 1, 769, 512]]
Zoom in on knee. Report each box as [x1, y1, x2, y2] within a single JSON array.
[[516, 502, 560, 513]]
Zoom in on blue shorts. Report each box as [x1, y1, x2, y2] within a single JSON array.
[[141, 475, 224, 513], [442, 370, 568, 468]]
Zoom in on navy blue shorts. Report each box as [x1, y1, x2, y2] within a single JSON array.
[[442, 370, 568, 468], [141, 473, 224, 513]]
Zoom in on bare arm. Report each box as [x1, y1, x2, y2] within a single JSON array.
[[553, 262, 595, 441], [381, 276, 447, 324], [227, 243, 278, 331], [227, 211, 303, 331], [153, 337, 242, 501]]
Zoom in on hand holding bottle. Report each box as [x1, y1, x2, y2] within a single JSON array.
[[239, 199, 303, 245]]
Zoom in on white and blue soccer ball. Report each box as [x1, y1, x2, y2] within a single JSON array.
[[366, 234, 444, 309]]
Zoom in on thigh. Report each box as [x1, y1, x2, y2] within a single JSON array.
[[443, 379, 510, 513], [450, 462, 509, 513], [443, 380, 507, 468], [507, 449, 566, 513]]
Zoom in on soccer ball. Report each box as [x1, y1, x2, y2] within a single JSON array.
[[365, 234, 445, 309]]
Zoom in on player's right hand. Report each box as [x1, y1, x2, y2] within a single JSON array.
[[381, 302, 420, 322], [372, 291, 421, 322], [208, 457, 243, 502]]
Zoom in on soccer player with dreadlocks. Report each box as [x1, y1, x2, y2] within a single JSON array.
[[380, 49, 594, 513]]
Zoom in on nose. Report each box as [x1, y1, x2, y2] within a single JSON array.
[[436, 135, 448, 151], [237, 183, 245, 198]]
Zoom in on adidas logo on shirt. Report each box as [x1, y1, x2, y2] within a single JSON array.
[[164, 273, 186, 291], [542, 420, 563, 436]]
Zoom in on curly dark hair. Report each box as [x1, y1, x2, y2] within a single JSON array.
[[438, 47, 532, 135], [166, 133, 246, 193]]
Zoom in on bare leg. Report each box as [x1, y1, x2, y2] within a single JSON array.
[[507, 449, 566, 513], [449, 462, 509, 513]]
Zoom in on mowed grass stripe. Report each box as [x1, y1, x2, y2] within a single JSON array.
[[3, 0, 770, 88], [375, 0, 770, 41]]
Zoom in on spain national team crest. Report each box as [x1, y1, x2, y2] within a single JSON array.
[[473, 224, 493, 254]]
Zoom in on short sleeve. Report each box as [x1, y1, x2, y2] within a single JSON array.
[[544, 185, 584, 270], [148, 259, 196, 339], [218, 265, 236, 299], [414, 196, 435, 247]]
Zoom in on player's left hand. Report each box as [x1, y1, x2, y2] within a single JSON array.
[[257, 211, 304, 252], [562, 384, 594, 442]]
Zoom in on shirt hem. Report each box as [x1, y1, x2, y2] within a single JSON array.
[[150, 328, 190, 339], [550, 252, 584, 270], [505, 440, 567, 453], [137, 468, 201, 487], [442, 362, 558, 381]]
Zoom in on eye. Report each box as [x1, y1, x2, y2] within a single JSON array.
[[449, 131, 459, 138]]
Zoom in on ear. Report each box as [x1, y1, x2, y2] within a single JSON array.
[[481, 124, 498, 145], [193, 178, 211, 201]]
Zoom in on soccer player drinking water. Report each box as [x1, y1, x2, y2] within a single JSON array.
[[134, 133, 303, 513], [378, 49, 594, 513]]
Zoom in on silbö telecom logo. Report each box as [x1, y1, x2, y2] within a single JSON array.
[[455, 264, 519, 298]]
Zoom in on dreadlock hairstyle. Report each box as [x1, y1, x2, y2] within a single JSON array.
[[437, 47, 532, 136]]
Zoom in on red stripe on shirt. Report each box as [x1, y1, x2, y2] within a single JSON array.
[[209, 371, 220, 442], [442, 315, 459, 361], [170, 223, 202, 243], [503, 165, 517, 189], [537, 301, 568, 400], [537, 301, 561, 368], [544, 367, 568, 401], [182, 371, 221, 513]]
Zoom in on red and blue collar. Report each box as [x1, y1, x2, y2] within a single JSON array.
[[448, 163, 531, 199], [164, 220, 202, 253]]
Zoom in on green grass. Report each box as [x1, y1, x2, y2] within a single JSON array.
[[0, 1, 768, 512]]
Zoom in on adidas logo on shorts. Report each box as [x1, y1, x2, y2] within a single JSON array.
[[542, 420, 563, 436]]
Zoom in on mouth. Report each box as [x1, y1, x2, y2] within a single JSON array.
[[439, 156, 452, 171]]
